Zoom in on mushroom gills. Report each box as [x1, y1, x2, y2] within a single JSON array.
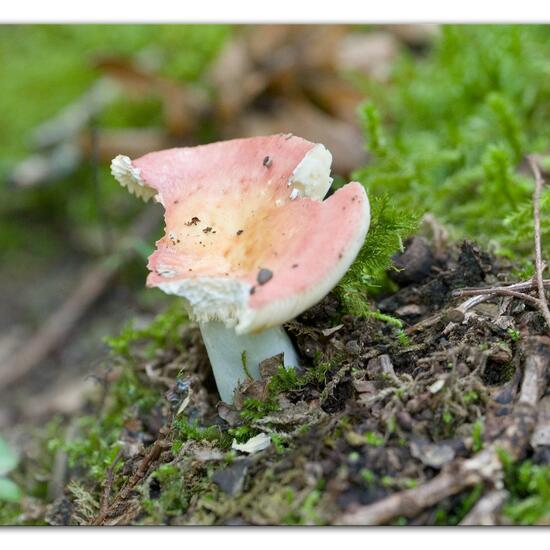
[[198, 320, 299, 403]]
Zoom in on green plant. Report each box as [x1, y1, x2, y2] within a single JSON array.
[[471, 419, 484, 452], [353, 26, 550, 265], [500, 452, 550, 524], [104, 302, 188, 358], [337, 195, 419, 314]]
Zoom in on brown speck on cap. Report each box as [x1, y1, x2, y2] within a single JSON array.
[[236, 229, 244, 236], [257, 268, 273, 285], [263, 156, 272, 168], [292, 263, 298, 268], [185, 216, 200, 226], [250, 286, 256, 295], [203, 226, 213, 234]]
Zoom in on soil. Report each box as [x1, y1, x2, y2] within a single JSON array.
[[8, 237, 550, 525]]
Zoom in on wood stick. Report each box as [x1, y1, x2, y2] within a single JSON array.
[[527, 156, 550, 332], [91, 437, 170, 526]]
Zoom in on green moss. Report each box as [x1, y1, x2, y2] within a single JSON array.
[[364, 431, 385, 447], [353, 25, 550, 263], [500, 452, 550, 525], [268, 359, 333, 395], [63, 365, 159, 484], [173, 419, 224, 446], [239, 398, 279, 423], [104, 301, 188, 358], [471, 419, 484, 453], [337, 194, 419, 313], [433, 484, 484, 525]]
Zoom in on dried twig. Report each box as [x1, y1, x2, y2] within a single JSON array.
[[336, 336, 550, 525], [452, 279, 550, 314], [453, 279, 550, 298], [408, 280, 550, 335], [528, 156, 550, 331], [91, 436, 171, 526], [458, 287, 540, 307]]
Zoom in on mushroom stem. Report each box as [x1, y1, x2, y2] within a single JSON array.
[[198, 321, 299, 403]]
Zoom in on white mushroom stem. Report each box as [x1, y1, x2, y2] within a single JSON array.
[[198, 321, 299, 403]]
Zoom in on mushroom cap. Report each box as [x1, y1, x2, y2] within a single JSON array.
[[111, 135, 370, 334]]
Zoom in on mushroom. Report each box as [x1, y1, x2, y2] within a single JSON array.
[[111, 135, 370, 403]]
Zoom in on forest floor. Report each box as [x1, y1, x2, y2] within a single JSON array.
[[3, 25, 550, 527], [4, 234, 549, 526]]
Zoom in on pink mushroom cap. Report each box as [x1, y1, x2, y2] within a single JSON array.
[[111, 134, 370, 334]]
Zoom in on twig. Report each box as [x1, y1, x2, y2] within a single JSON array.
[[528, 156, 550, 332], [0, 208, 161, 390], [455, 287, 541, 307], [407, 280, 550, 335], [452, 279, 550, 298], [451, 279, 550, 320], [335, 336, 550, 525], [91, 437, 171, 526]]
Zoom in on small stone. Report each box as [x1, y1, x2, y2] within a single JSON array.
[[446, 309, 465, 323], [366, 354, 396, 380], [257, 268, 273, 285], [212, 459, 250, 496], [390, 236, 434, 285], [410, 439, 456, 468], [395, 304, 426, 317]]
